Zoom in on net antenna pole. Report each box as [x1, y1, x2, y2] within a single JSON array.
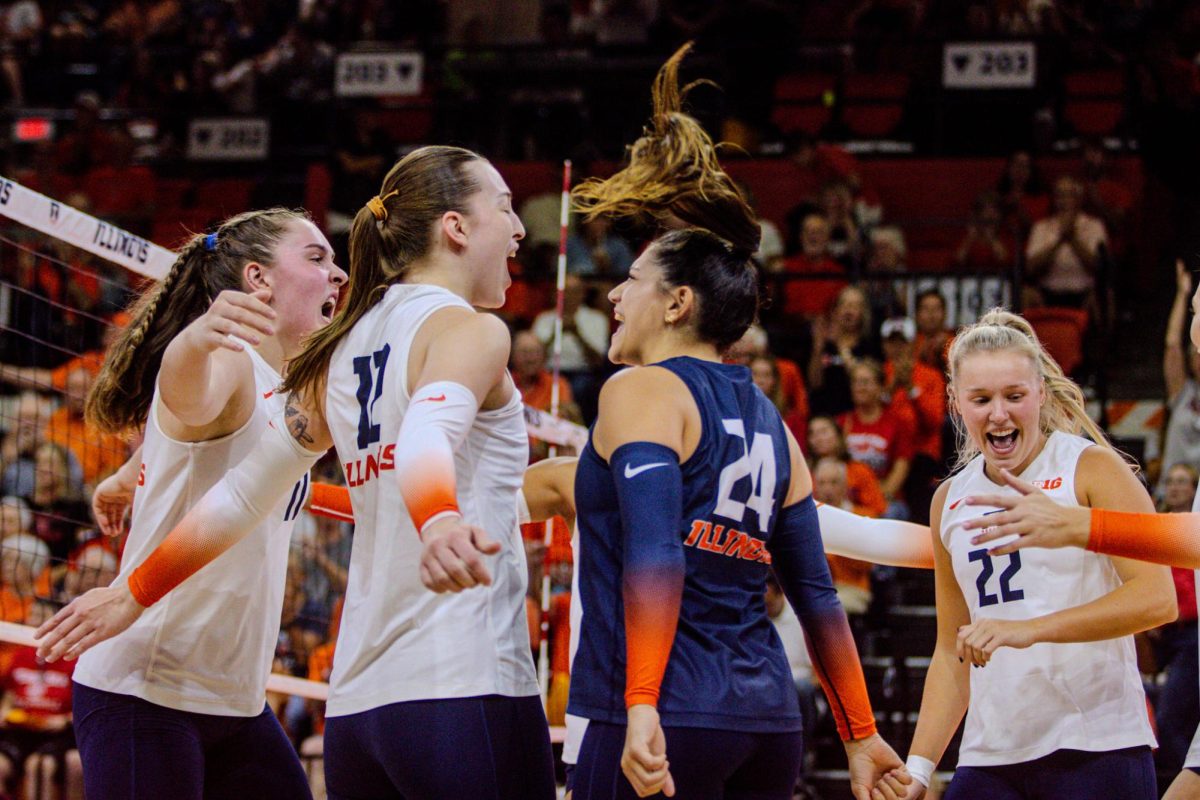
[[538, 159, 571, 701]]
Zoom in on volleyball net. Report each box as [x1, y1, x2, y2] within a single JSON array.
[[0, 179, 578, 797]]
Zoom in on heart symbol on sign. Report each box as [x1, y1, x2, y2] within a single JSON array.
[[953, 54, 970, 72], [398, 63, 413, 79]]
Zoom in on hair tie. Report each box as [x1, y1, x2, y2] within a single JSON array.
[[366, 189, 400, 222], [203, 232, 218, 252]]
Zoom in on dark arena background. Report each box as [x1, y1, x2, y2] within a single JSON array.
[[1, 1, 1199, 798]]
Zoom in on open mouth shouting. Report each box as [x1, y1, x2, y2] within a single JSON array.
[[985, 428, 1018, 457], [320, 295, 338, 322]]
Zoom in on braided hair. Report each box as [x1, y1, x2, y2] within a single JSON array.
[[87, 208, 309, 433]]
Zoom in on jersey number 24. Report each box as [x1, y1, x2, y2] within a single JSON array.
[[714, 419, 777, 534]]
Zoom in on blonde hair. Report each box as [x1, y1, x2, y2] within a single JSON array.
[[947, 307, 1109, 472], [570, 42, 760, 254]]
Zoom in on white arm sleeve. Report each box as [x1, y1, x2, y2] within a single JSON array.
[[128, 412, 325, 606], [816, 503, 934, 569], [393, 380, 479, 534]]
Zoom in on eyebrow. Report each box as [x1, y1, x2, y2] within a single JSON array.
[[964, 384, 1032, 393], [303, 243, 330, 254]]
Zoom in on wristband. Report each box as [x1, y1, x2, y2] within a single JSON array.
[[905, 754, 935, 788]]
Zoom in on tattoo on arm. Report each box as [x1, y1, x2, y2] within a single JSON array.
[[285, 402, 315, 446]]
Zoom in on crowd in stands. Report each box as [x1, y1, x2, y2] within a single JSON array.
[[0, 1, 1198, 796]]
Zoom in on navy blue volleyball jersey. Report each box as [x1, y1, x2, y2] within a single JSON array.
[[569, 356, 802, 733]]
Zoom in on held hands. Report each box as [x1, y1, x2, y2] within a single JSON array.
[[844, 733, 906, 800], [34, 581, 145, 663], [873, 768, 925, 800], [92, 469, 137, 537], [183, 289, 276, 353], [418, 515, 501, 593], [956, 617, 1037, 667], [622, 704, 675, 798], [961, 468, 1090, 556]]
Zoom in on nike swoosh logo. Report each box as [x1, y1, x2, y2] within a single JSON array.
[[416, 394, 446, 403], [624, 462, 668, 479], [949, 497, 965, 510]]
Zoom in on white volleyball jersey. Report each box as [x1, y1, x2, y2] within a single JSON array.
[[1184, 487, 1200, 770], [323, 283, 537, 717], [940, 431, 1155, 766], [74, 346, 305, 716]]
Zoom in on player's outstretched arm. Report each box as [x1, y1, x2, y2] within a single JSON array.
[[523, 457, 578, 528], [35, 397, 330, 662], [957, 447, 1175, 668], [967, 467, 1200, 568], [772, 430, 906, 800], [816, 503, 933, 569]]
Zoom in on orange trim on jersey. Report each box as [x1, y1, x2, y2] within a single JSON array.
[[1089, 509, 1200, 569], [308, 483, 355, 523]]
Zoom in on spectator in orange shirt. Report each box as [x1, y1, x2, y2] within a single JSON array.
[[511, 328, 581, 461], [511, 328, 574, 414], [880, 318, 946, 463], [881, 317, 947, 524], [805, 415, 887, 519], [0, 350, 104, 396], [726, 325, 809, 422], [813, 457, 874, 615], [913, 288, 954, 376], [750, 355, 809, 443], [0, 533, 49, 624], [42, 364, 129, 490], [838, 359, 914, 519]]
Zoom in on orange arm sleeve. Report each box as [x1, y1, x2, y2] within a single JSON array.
[[308, 483, 355, 523], [1089, 509, 1200, 569]]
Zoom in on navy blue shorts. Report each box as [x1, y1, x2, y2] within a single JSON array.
[[73, 682, 311, 800], [323, 693, 555, 800], [573, 721, 803, 800], [945, 746, 1155, 800]]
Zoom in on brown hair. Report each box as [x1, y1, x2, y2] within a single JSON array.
[[947, 308, 1110, 471], [87, 208, 310, 433], [570, 42, 760, 254], [282, 146, 485, 401]]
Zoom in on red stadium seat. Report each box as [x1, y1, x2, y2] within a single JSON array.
[[1063, 100, 1124, 137], [771, 73, 836, 136], [771, 104, 832, 136], [1064, 70, 1125, 98], [1025, 307, 1088, 376], [1061, 69, 1126, 136], [840, 74, 910, 139], [195, 179, 254, 218]]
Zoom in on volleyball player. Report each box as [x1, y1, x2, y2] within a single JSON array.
[[959, 267, 1200, 800], [61, 208, 346, 800], [38, 146, 555, 800], [872, 310, 1176, 800], [519, 454, 932, 798], [558, 226, 905, 800]]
